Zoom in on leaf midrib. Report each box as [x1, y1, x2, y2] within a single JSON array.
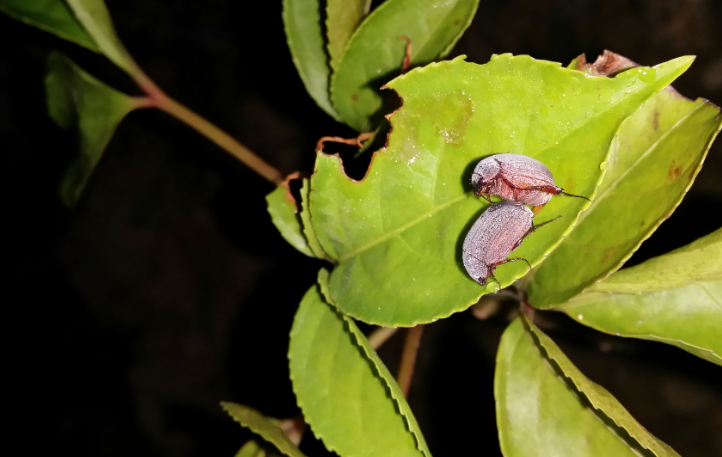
[[574, 101, 706, 227], [339, 194, 468, 261]]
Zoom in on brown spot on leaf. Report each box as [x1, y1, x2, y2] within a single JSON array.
[[668, 160, 683, 180], [652, 110, 660, 131], [601, 247, 617, 264], [351, 93, 359, 101]]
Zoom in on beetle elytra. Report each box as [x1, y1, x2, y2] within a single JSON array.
[[462, 201, 560, 286], [471, 153, 590, 208]]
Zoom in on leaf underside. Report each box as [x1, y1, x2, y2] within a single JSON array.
[[495, 316, 680, 457], [221, 403, 306, 457], [558, 227, 722, 365], [288, 271, 428, 457], [0, 0, 96, 50], [46, 52, 139, 207], [311, 54, 692, 327], [528, 84, 722, 307], [266, 179, 315, 257]]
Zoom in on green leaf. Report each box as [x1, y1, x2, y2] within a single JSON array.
[[330, 0, 480, 131], [300, 178, 328, 259], [0, 0, 97, 50], [283, 0, 339, 120], [528, 84, 722, 307], [496, 316, 680, 457], [236, 440, 283, 457], [557, 228, 722, 365], [288, 271, 428, 457], [266, 175, 315, 257], [46, 52, 142, 207], [326, 0, 370, 71], [310, 54, 693, 327], [221, 403, 306, 457], [64, 0, 140, 76], [316, 269, 430, 456]]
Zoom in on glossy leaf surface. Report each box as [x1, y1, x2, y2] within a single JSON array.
[[311, 54, 692, 326], [283, 0, 339, 119], [222, 403, 306, 457], [558, 228, 722, 365], [330, 0, 480, 131], [528, 87, 722, 307], [288, 271, 428, 457], [266, 177, 315, 257], [496, 317, 679, 457], [46, 52, 141, 206], [64, 0, 139, 75], [326, 0, 370, 71], [0, 0, 96, 50]]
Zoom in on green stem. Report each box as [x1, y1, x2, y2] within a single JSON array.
[[397, 325, 424, 397], [134, 73, 284, 185]]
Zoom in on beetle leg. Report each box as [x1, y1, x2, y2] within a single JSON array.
[[558, 188, 591, 202], [532, 215, 561, 231]]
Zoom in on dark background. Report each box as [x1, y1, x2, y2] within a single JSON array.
[[2, 0, 721, 456]]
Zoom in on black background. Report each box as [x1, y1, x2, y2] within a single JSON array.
[[2, 1, 721, 456]]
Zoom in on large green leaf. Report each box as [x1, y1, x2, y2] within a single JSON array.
[[310, 54, 693, 327], [288, 271, 428, 457], [557, 228, 722, 365], [528, 86, 722, 307], [330, 0, 480, 131], [64, 0, 140, 76], [221, 403, 306, 457], [496, 316, 679, 457], [46, 52, 143, 207], [0, 0, 96, 50], [326, 0, 370, 71], [283, 0, 339, 120], [266, 175, 315, 257]]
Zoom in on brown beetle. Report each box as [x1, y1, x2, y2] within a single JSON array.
[[462, 201, 559, 286], [471, 153, 589, 209]]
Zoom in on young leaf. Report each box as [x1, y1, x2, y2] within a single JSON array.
[[221, 403, 306, 457], [326, 0, 370, 71], [528, 86, 722, 307], [46, 52, 144, 207], [64, 0, 140, 76], [330, 0, 480, 131], [288, 272, 428, 457], [496, 316, 680, 457], [236, 440, 283, 457], [282, 0, 340, 120], [0, 0, 97, 50], [557, 228, 722, 365], [311, 54, 693, 327], [299, 178, 327, 259], [266, 174, 315, 257]]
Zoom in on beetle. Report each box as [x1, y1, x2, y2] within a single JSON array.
[[471, 153, 589, 209], [462, 201, 560, 287]]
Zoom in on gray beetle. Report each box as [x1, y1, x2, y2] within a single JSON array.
[[471, 153, 589, 208], [462, 201, 560, 286]]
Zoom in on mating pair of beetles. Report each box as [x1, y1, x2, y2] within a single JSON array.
[[462, 153, 589, 287]]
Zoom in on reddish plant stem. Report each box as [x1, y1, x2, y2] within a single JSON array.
[[133, 74, 284, 185], [368, 326, 398, 350], [396, 325, 425, 397]]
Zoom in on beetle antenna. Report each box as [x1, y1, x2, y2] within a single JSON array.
[[559, 190, 591, 202], [532, 215, 561, 230]]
